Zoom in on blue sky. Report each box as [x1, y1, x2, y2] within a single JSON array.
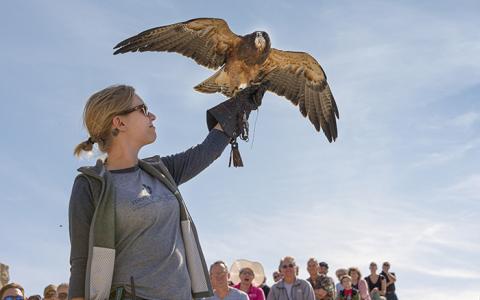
[[1, 1, 479, 299]]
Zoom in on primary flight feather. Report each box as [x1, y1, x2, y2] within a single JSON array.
[[114, 18, 339, 142]]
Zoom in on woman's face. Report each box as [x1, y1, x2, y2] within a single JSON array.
[[370, 264, 377, 274], [239, 268, 255, 286], [350, 270, 359, 281], [3, 288, 24, 299], [118, 94, 157, 147]]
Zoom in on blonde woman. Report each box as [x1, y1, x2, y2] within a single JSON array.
[[68, 84, 266, 300]]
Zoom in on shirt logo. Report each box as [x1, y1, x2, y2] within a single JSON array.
[[138, 184, 152, 198]]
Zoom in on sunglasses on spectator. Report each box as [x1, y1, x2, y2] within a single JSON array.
[[281, 263, 295, 269], [118, 104, 149, 117], [4, 296, 25, 300]]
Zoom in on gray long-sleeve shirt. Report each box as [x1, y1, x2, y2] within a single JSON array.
[[68, 129, 230, 299]]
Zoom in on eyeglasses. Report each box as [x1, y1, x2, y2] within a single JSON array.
[[4, 296, 25, 300], [240, 270, 254, 276], [118, 104, 149, 117], [281, 263, 295, 269]]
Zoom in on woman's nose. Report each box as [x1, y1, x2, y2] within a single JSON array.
[[149, 112, 156, 121]]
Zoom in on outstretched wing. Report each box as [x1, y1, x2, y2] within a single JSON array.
[[261, 48, 339, 142], [113, 18, 242, 70]]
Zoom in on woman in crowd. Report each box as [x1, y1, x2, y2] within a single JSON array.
[[0, 283, 25, 300], [230, 260, 266, 300], [348, 268, 370, 300], [364, 263, 386, 300], [68, 84, 265, 300]]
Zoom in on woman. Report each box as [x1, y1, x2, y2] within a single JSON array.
[[364, 263, 386, 300], [68, 84, 265, 300], [347, 268, 370, 300], [0, 283, 25, 300], [230, 260, 266, 300], [43, 285, 56, 300]]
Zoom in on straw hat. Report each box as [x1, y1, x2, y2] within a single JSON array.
[[229, 259, 265, 287]]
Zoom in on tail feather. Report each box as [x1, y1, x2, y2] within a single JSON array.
[[194, 68, 229, 95]]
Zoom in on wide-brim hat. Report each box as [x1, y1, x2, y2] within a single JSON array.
[[230, 259, 265, 287]]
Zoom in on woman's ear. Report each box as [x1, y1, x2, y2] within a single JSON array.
[[112, 116, 127, 132]]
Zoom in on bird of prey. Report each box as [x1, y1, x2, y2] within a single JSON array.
[[114, 18, 339, 142]]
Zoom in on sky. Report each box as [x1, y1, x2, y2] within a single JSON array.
[[1, 1, 479, 299]]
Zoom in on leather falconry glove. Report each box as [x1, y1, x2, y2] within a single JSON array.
[[206, 82, 269, 167]]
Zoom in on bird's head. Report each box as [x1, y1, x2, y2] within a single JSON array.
[[253, 31, 270, 52]]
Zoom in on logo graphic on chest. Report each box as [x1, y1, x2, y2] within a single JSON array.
[[138, 184, 152, 198]]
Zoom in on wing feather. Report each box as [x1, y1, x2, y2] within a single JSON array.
[[262, 48, 339, 141], [113, 18, 241, 70]]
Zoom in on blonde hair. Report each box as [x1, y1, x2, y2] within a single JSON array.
[[74, 85, 135, 156], [0, 283, 25, 299]]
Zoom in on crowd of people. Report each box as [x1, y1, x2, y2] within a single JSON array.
[[0, 258, 397, 300], [0, 283, 68, 300], [204, 257, 398, 300]]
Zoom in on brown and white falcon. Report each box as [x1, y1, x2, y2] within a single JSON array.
[[113, 18, 339, 142]]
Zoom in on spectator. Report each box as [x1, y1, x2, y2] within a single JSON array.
[[336, 275, 360, 300], [306, 258, 335, 300], [335, 269, 347, 293], [55, 284, 68, 300], [380, 262, 397, 300], [230, 259, 266, 300], [259, 277, 271, 298], [364, 263, 386, 300], [0, 283, 25, 300], [318, 262, 329, 276], [43, 285, 56, 300], [0, 264, 9, 288], [267, 256, 314, 300], [27, 296, 41, 300], [272, 271, 282, 283], [204, 261, 248, 300], [347, 268, 370, 300]]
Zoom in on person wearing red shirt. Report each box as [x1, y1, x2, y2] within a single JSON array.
[[230, 260, 266, 300]]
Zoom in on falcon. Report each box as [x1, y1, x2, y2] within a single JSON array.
[[114, 18, 339, 142]]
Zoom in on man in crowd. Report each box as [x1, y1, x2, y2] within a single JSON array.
[[55, 283, 68, 300], [380, 262, 398, 300], [268, 256, 314, 300], [306, 258, 335, 300], [273, 271, 283, 283], [204, 261, 248, 300]]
